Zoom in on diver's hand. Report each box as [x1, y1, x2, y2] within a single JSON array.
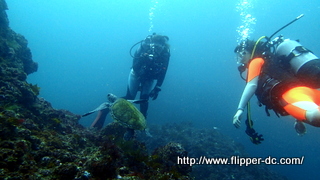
[[233, 109, 243, 128], [149, 86, 161, 100]]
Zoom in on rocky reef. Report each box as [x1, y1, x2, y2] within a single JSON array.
[[141, 122, 288, 180], [0, 0, 288, 179], [0, 1, 190, 179]]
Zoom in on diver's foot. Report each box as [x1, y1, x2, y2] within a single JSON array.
[[294, 120, 307, 136], [123, 128, 135, 141]]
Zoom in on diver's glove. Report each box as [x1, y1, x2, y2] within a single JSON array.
[[149, 86, 161, 100], [233, 109, 244, 128], [245, 119, 264, 144]]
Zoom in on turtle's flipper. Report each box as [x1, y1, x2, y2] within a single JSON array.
[[82, 111, 95, 117], [82, 102, 110, 117], [128, 99, 148, 104]]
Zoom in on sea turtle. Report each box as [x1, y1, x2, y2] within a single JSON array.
[[107, 93, 146, 130], [82, 93, 146, 130]]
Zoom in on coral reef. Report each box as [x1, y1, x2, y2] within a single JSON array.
[[140, 122, 288, 180], [0, 0, 287, 179]]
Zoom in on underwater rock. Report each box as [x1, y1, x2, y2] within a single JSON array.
[[0, 0, 8, 35], [0, 0, 37, 75], [85, 137, 124, 179], [140, 122, 288, 180], [152, 142, 192, 176]]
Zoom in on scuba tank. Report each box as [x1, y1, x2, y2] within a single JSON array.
[[275, 38, 318, 74]]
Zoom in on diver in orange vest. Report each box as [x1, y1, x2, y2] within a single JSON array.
[[233, 37, 320, 136]]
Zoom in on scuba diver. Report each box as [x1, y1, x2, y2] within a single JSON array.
[[232, 14, 320, 141], [233, 35, 320, 138], [89, 33, 170, 130], [123, 33, 170, 118]]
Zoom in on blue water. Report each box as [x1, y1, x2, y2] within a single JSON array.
[[6, 0, 320, 179]]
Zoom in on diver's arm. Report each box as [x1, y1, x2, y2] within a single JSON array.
[[233, 58, 264, 128], [233, 77, 258, 128], [237, 78, 258, 110], [149, 53, 170, 100], [156, 67, 167, 87], [156, 50, 170, 87]]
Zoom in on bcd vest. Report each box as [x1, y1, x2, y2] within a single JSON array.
[[255, 56, 302, 117]]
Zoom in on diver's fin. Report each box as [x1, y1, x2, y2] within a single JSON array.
[[81, 102, 110, 117], [128, 99, 148, 104]]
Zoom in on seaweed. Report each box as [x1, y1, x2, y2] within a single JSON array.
[[29, 83, 40, 96]]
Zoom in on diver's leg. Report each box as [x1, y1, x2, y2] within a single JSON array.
[[123, 69, 140, 100], [139, 94, 149, 118], [140, 80, 156, 118], [90, 108, 109, 129], [282, 86, 320, 127]]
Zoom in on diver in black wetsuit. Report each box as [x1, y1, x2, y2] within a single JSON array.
[[90, 33, 170, 129], [124, 33, 170, 118]]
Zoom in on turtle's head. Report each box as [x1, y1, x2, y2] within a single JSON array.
[[107, 93, 117, 103]]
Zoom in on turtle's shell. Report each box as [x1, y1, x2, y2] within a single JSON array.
[[110, 98, 146, 130]]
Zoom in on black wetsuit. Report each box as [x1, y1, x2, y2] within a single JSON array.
[[124, 40, 170, 117]]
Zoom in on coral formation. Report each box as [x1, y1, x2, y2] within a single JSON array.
[[0, 0, 288, 179]]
